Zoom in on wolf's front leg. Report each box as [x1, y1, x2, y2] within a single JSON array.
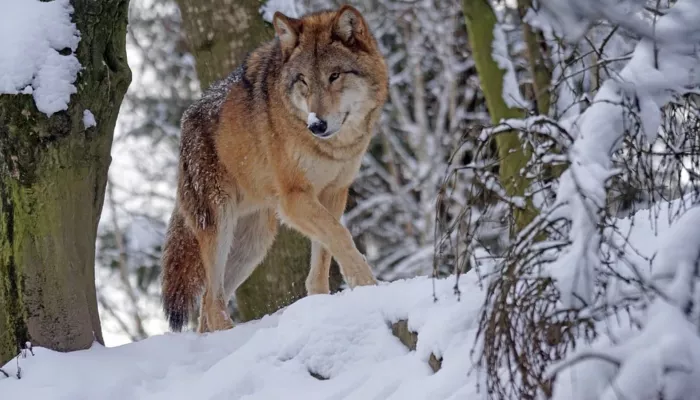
[[307, 240, 332, 295], [280, 187, 377, 292], [306, 186, 350, 295], [195, 204, 237, 333]]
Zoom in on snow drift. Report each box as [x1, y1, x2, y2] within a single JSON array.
[[1, 275, 483, 400], [3, 196, 697, 399]]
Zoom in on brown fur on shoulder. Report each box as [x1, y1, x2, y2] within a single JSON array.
[[161, 4, 388, 332]]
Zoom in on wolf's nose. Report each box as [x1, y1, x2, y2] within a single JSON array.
[[308, 119, 327, 135]]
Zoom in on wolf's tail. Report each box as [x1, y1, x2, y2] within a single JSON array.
[[161, 211, 205, 332]]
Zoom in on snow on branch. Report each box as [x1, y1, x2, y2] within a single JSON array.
[[544, 0, 700, 309], [492, 21, 530, 109], [539, 0, 656, 42], [550, 205, 700, 400], [460, 1, 700, 398], [0, 0, 81, 116]]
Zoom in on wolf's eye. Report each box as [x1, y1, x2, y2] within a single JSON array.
[[329, 72, 340, 83]]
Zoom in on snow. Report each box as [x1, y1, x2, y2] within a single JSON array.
[[3, 198, 699, 399], [83, 109, 96, 128], [260, 0, 302, 22], [532, 3, 700, 393], [551, 200, 700, 400], [491, 23, 529, 109], [1, 276, 484, 400], [541, 0, 700, 309], [0, 0, 81, 116], [307, 112, 320, 127], [538, 0, 650, 42]]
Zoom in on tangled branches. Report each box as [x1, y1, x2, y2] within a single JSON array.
[[436, 87, 700, 398]]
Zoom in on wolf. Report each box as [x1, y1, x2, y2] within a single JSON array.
[[160, 5, 389, 333]]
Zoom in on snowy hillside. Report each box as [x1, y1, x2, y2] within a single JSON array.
[[1, 276, 484, 400], [0, 200, 688, 399]]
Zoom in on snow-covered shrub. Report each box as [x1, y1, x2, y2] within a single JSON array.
[[436, 0, 700, 398]]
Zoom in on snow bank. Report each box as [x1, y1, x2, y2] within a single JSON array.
[[543, 0, 700, 309], [551, 199, 700, 400], [0, 0, 81, 116], [2, 197, 693, 399], [1, 276, 484, 400]]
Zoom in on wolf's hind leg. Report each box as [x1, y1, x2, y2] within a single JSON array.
[[223, 209, 278, 297], [196, 204, 237, 333]]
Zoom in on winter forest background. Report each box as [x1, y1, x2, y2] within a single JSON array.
[[5, 0, 700, 398]]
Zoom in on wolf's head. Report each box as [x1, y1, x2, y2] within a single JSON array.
[[273, 5, 388, 140]]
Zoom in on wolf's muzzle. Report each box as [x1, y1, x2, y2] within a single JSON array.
[[308, 119, 330, 137]]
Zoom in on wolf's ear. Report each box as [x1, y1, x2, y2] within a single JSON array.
[[273, 12, 302, 57], [332, 5, 370, 50]]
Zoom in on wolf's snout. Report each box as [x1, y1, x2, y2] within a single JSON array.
[[307, 112, 328, 135], [308, 119, 328, 136]]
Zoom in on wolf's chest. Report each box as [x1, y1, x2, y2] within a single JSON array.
[[299, 155, 362, 191]]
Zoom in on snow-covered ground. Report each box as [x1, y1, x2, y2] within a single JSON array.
[[1, 275, 483, 400], [1, 198, 687, 400], [1, 199, 695, 398]]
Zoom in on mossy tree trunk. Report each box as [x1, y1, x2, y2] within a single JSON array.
[[462, 0, 537, 234], [176, 0, 342, 323], [0, 0, 131, 365]]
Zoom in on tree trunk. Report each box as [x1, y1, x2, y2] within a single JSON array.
[[176, 0, 342, 323], [0, 0, 131, 365], [176, 0, 273, 89], [462, 0, 537, 234]]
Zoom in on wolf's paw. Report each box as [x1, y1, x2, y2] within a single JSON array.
[[305, 279, 331, 296], [208, 315, 234, 332], [199, 309, 234, 333], [339, 253, 378, 289], [349, 273, 377, 287], [343, 266, 378, 288]]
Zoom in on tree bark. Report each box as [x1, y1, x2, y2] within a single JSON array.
[[176, 0, 342, 323], [462, 0, 537, 234], [0, 0, 131, 364], [176, 0, 273, 88]]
